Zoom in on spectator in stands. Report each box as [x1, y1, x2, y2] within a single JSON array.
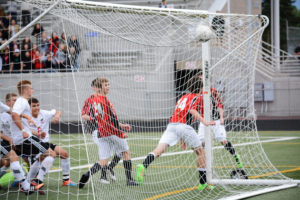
[[159, 0, 167, 8], [32, 50, 44, 71], [211, 11, 225, 45], [32, 23, 44, 44], [8, 19, 20, 37], [49, 32, 59, 56], [21, 51, 32, 73], [44, 52, 55, 70], [1, 48, 10, 73], [0, 18, 8, 39], [22, 36, 32, 50], [21, 43, 30, 60], [7, 1, 18, 21], [294, 43, 300, 60], [60, 33, 66, 46], [31, 43, 38, 58], [39, 32, 49, 56], [68, 35, 81, 55], [21, 1, 31, 26], [10, 48, 22, 73], [54, 43, 67, 72], [68, 46, 79, 70], [9, 40, 19, 52]]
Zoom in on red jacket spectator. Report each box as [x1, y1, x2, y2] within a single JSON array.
[[32, 50, 44, 69], [48, 32, 59, 56]]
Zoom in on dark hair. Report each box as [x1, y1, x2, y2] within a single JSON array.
[[91, 78, 101, 88], [28, 97, 39, 105], [187, 75, 203, 94]]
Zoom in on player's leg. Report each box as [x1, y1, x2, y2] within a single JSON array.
[[180, 124, 214, 190], [0, 157, 9, 178], [53, 144, 76, 186], [79, 137, 111, 188], [107, 153, 122, 181], [137, 124, 179, 185], [213, 120, 243, 168], [26, 137, 56, 187]]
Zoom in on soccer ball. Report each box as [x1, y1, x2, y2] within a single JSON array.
[[194, 24, 215, 42]]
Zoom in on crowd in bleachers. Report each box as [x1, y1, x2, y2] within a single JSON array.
[[0, 2, 81, 73]]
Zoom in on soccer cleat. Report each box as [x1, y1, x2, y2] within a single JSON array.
[[20, 185, 35, 196], [62, 179, 76, 186], [108, 168, 117, 181], [78, 173, 90, 189], [198, 183, 214, 191], [100, 178, 110, 184], [31, 179, 45, 190], [136, 164, 145, 185], [126, 179, 139, 186], [235, 154, 243, 168]]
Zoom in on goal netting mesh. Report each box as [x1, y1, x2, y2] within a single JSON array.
[[0, 0, 292, 199]]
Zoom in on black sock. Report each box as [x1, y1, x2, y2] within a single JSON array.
[[198, 170, 207, 184], [123, 160, 132, 181], [108, 154, 121, 170], [89, 162, 101, 176], [142, 153, 155, 169], [100, 166, 107, 180], [224, 141, 236, 156]]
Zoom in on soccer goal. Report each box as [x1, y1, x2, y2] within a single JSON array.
[[0, 0, 299, 199]]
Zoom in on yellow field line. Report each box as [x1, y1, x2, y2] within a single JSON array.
[[144, 167, 300, 200]]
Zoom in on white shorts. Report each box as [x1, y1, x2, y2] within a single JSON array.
[[97, 135, 129, 160], [159, 123, 201, 149], [198, 120, 226, 142]]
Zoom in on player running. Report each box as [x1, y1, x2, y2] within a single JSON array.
[[136, 75, 216, 190], [79, 78, 138, 188]]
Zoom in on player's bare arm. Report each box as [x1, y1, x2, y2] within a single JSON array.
[[119, 123, 131, 131], [219, 107, 224, 125], [21, 113, 37, 127], [81, 114, 90, 121], [53, 110, 61, 124], [11, 112, 29, 138], [190, 109, 216, 126], [0, 131, 13, 145]]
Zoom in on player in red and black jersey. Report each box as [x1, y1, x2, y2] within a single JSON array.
[[136, 75, 215, 190], [79, 78, 138, 188], [197, 74, 243, 169]]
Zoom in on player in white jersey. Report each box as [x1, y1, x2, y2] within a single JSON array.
[[0, 92, 37, 195], [11, 80, 56, 192], [28, 97, 76, 186]]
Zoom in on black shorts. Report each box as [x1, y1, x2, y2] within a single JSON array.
[[0, 140, 12, 156], [15, 136, 50, 157], [44, 142, 57, 151]]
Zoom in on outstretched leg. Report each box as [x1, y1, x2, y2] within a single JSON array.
[[222, 140, 243, 168]]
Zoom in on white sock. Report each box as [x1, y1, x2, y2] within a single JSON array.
[[61, 158, 70, 180], [36, 156, 55, 182], [10, 161, 29, 190], [27, 160, 41, 182]]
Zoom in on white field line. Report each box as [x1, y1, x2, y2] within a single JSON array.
[[59, 136, 297, 148], [49, 136, 300, 173]]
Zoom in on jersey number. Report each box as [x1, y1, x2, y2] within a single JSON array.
[[177, 98, 187, 111]]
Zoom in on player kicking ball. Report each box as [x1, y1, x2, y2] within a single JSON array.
[[79, 78, 138, 188], [136, 75, 215, 190], [28, 97, 76, 187]]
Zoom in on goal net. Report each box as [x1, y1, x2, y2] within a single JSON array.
[[0, 0, 296, 200]]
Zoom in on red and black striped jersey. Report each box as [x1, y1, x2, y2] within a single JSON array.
[[81, 94, 125, 138]]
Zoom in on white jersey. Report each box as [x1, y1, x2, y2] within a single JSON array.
[[30, 109, 56, 143], [10, 97, 33, 145], [0, 112, 13, 138], [0, 101, 10, 113]]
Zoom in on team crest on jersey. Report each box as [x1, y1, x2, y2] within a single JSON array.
[[93, 102, 104, 116]]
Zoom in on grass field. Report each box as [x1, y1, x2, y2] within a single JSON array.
[[0, 131, 299, 200]]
